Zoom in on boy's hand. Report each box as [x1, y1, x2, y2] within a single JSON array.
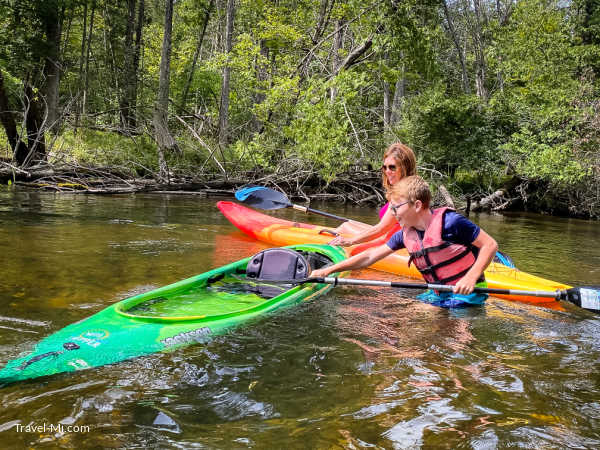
[[453, 274, 478, 295], [310, 268, 331, 278]]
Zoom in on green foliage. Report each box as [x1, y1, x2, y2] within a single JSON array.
[[397, 86, 501, 177], [381, 0, 443, 82], [285, 72, 370, 182], [489, 0, 593, 192], [56, 130, 159, 175], [492, 0, 578, 106], [502, 131, 586, 186], [573, 0, 600, 46], [0, 0, 599, 216], [0, 127, 10, 159], [54, 128, 226, 176]]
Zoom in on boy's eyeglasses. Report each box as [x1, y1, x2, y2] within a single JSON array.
[[382, 164, 397, 171], [390, 200, 409, 216]]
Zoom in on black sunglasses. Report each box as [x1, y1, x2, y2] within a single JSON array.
[[382, 164, 397, 171]]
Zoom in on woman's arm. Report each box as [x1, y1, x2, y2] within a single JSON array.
[[329, 207, 398, 246]]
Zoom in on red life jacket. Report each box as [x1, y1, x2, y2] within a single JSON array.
[[403, 207, 482, 285]]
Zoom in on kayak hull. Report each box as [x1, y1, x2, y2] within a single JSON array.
[[217, 201, 571, 305], [0, 244, 347, 385]]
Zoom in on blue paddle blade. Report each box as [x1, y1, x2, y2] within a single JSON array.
[[493, 250, 516, 269], [234, 185, 292, 210], [235, 185, 268, 202]]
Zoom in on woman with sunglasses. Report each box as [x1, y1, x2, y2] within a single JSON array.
[[329, 142, 417, 247]]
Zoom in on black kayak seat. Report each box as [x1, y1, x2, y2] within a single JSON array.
[[246, 248, 310, 281]]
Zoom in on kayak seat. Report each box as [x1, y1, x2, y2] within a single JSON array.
[[246, 248, 310, 281], [299, 251, 332, 270]]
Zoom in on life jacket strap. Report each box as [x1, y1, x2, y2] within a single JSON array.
[[436, 267, 471, 284], [409, 242, 453, 261], [433, 269, 485, 286], [416, 247, 473, 276]]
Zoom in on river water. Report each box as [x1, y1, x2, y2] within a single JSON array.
[[0, 189, 599, 448]]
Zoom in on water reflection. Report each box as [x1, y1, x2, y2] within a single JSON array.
[[0, 190, 599, 448]]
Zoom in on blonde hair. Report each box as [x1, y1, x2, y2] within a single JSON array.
[[388, 175, 431, 208], [381, 142, 417, 191]]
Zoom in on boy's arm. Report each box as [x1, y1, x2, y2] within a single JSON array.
[[310, 244, 395, 278], [453, 229, 498, 295]]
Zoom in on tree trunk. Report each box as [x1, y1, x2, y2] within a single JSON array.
[[82, 0, 96, 118], [495, 0, 514, 92], [472, 0, 488, 101], [252, 38, 269, 131], [335, 35, 373, 74], [18, 82, 47, 166], [180, 0, 213, 113], [580, 0, 600, 45], [43, 7, 63, 133], [0, 71, 26, 158], [103, 5, 121, 112], [383, 50, 403, 129], [313, 0, 334, 44], [78, 1, 88, 89], [298, 0, 335, 79], [74, 0, 88, 131], [131, 0, 144, 128], [472, 190, 506, 212], [120, 0, 137, 130], [383, 79, 391, 127], [390, 68, 405, 126], [330, 19, 343, 101], [153, 0, 178, 182], [218, 0, 235, 148], [443, 0, 470, 94]]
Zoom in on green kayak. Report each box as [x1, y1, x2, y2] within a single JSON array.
[[0, 244, 346, 385]]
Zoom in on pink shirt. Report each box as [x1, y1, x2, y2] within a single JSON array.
[[379, 202, 389, 219]]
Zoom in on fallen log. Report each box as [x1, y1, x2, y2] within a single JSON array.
[[471, 190, 506, 212], [437, 184, 455, 209]]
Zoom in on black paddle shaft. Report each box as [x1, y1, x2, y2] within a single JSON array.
[[313, 277, 600, 312], [315, 277, 564, 300], [235, 185, 350, 222], [269, 276, 563, 299], [263, 276, 600, 312], [261, 273, 600, 312], [291, 204, 349, 222]]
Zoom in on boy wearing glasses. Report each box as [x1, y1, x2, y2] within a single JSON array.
[[311, 176, 499, 307]]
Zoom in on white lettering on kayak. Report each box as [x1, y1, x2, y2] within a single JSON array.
[[160, 328, 211, 347], [67, 359, 90, 370], [72, 329, 110, 348]]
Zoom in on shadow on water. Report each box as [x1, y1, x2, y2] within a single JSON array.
[[0, 190, 599, 448]]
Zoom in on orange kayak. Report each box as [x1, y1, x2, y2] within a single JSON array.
[[217, 201, 571, 305]]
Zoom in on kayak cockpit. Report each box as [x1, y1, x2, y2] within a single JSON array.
[[115, 247, 333, 322]]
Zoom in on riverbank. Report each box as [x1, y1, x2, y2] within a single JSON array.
[[1, 161, 595, 219], [0, 161, 385, 201]]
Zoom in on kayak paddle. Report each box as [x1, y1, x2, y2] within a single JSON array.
[[268, 276, 600, 312], [235, 185, 519, 269], [235, 185, 349, 222]]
